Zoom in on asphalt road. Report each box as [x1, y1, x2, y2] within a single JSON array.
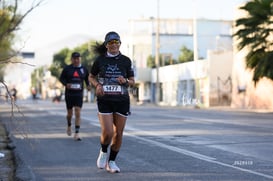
[[1, 100, 273, 181]]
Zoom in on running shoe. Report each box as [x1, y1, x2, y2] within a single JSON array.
[[106, 161, 120, 173], [66, 126, 72, 136], [74, 133, 82, 141], [97, 149, 107, 169]]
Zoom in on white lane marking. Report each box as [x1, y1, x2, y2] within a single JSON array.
[[123, 126, 216, 161], [53, 112, 273, 179], [159, 113, 273, 129], [123, 128, 273, 179], [125, 133, 216, 161]]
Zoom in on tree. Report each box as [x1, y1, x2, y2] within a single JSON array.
[[49, 40, 97, 79], [73, 41, 97, 71], [146, 45, 193, 68], [0, 0, 44, 81], [30, 66, 44, 93], [233, 0, 273, 85], [147, 55, 156, 68], [49, 48, 70, 78], [178, 46, 194, 63], [0, 0, 45, 146]]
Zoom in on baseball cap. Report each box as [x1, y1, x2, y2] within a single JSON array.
[[104, 31, 121, 44], [71, 52, 81, 58]]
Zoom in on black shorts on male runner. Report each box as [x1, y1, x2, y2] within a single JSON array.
[[97, 99, 130, 117], [65, 95, 83, 109]]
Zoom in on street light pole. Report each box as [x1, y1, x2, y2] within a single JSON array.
[[193, 0, 200, 106], [193, 1, 198, 62], [155, 0, 160, 104]]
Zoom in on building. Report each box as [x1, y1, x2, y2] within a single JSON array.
[[231, 3, 273, 109], [3, 52, 35, 99], [124, 18, 233, 107]]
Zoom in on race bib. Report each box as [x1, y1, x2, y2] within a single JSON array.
[[70, 83, 81, 90], [103, 85, 122, 94]]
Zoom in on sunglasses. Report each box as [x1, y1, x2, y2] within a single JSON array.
[[107, 40, 120, 45]]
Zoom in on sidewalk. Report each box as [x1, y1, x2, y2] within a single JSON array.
[[0, 122, 15, 181]]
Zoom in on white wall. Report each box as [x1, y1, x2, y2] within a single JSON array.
[[4, 57, 35, 99]]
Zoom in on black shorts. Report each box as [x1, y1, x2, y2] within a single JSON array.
[[97, 99, 130, 117], [65, 95, 83, 109]]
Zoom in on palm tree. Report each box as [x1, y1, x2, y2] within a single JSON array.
[[233, 0, 273, 85]]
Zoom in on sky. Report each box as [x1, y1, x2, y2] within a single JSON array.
[[18, 0, 247, 52]]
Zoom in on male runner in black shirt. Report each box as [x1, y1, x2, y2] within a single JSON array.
[[60, 52, 91, 141]]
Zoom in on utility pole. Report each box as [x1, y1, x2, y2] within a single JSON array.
[[193, 3, 198, 62], [155, 0, 160, 104], [193, 0, 200, 106]]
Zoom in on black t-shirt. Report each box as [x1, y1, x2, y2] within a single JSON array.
[[60, 64, 89, 96], [91, 53, 134, 101]]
